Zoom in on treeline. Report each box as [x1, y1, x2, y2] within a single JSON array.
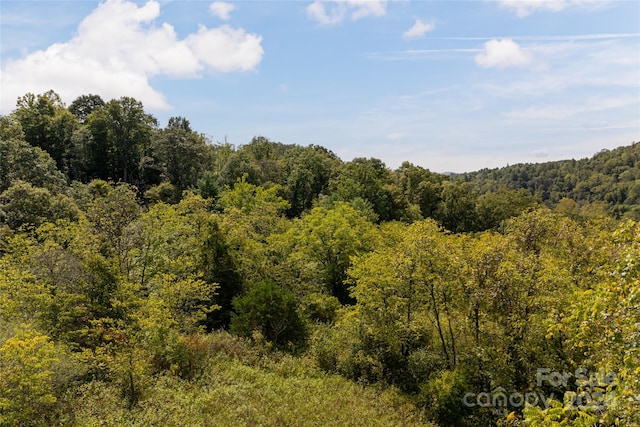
[[461, 144, 640, 219], [5, 92, 638, 232], [1, 91, 639, 426], [1, 90, 551, 233]]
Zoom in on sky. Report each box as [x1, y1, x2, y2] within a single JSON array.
[[1, 0, 639, 173]]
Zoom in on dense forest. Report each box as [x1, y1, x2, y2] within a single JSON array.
[[1, 90, 639, 426], [461, 144, 640, 220]]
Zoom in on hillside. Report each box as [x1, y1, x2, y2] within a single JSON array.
[[1, 91, 640, 427], [461, 143, 640, 219]]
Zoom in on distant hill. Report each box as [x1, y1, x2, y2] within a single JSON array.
[[460, 143, 640, 219]]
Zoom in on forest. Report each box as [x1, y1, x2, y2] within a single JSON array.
[[0, 90, 639, 426]]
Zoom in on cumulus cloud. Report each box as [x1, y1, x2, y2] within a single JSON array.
[[307, 0, 387, 25], [497, 0, 606, 17], [0, 0, 263, 112], [186, 25, 263, 73], [402, 19, 435, 40], [209, 1, 235, 20], [475, 38, 533, 69]]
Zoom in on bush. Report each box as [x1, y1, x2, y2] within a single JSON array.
[[301, 292, 341, 323], [0, 181, 79, 230], [230, 282, 307, 351]]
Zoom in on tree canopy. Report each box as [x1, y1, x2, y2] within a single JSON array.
[[1, 90, 638, 426]]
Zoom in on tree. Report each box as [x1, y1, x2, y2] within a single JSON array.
[[200, 220, 241, 329], [216, 178, 291, 293], [126, 195, 226, 330], [218, 136, 291, 188], [1, 218, 124, 350], [277, 202, 379, 304], [350, 220, 462, 375], [152, 117, 209, 194], [196, 171, 220, 201], [0, 181, 79, 230], [230, 281, 306, 350], [85, 180, 140, 274], [68, 94, 105, 124], [329, 158, 397, 222], [394, 161, 445, 219], [474, 187, 538, 230], [435, 180, 477, 232], [0, 260, 49, 325], [533, 220, 640, 425], [0, 138, 67, 193], [0, 115, 24, 141], [281, 145, 339, 217], [86, 97, 157, 184], [0, 325, 62, 426], [12, 91, 79, 176]]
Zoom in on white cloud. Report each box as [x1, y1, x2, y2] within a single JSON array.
[[209, 1, 235, 20], [402, 19, 435, 40], [475, 38, 533, 69], [186, 25, 263, 73], [483, 38, 640, 96], [307, 0, 387, 25], [497, 0, 608, 17], [0, 0, 264, 113]]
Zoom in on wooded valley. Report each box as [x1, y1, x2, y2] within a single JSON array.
[[1, 91, 639, 426]]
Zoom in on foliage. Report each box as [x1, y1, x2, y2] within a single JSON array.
[[86, 96, 157, 184], [0, 181, 79, 230], [230, 281, 307, 351], [0, 325, 62, 426], [0, 137, 67, 193], [463, 143, 640, 219], [151, 117, 210, 193], [67, 334, 433, 427], [276, 202, 379, 304], [12, 91, 79, 175], [4, 90, 640, 426]]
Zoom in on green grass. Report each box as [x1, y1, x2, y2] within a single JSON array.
[[65, 333, 435, 427]]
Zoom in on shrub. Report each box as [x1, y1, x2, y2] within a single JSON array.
[[230, 282, 307, 351], [301, 292, 341, 323]]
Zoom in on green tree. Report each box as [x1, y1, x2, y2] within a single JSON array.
[[68, 94, 105, 124], [475, 187, 538, 230], [0, 138, 67, 193], [200, 219, 241, 329], [281, 145, 339, 217], [0, 181, 79, 230], [86, 97, 157, 184], [0, 260, 49, 325], [152, 117, 209, 194], [126, 195, 223, 330], [350, 220, 462, 377], [533, 220, 640, 425], [278, 202, 379, 304], [196, 170, 220, 201], [12, 91, 79, 176], [231, 281, 306, 350], [0, 325, 61, 426], [85, 180, 140, 274], [435, 180, 477, 232], [218, 136, 291, 187], [394, 161, 445, 219], [329, 157, 397, 222], [216, 178, 291, 296], [0, 115, 24, 140]]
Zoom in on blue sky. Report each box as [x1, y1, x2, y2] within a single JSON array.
[[1, 0, 639, 172]]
